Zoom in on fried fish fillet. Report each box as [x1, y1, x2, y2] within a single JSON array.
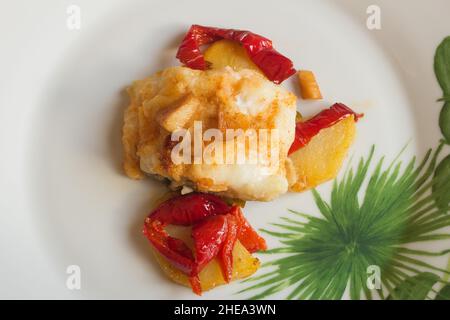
[[122, 66, 297, 201]]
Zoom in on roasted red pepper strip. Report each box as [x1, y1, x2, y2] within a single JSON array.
[[143, 219, 196, 274], [150, 193, 230, 225], [167, 237, 193, 260], [231, 206, 267, 253], [176, 24, 296, 84], [189, 276, 202, 296], [288, 103, 363, 155], [143, 193, 266, 295], [219, 214, 239, 283], [192, 215, 229, 273]]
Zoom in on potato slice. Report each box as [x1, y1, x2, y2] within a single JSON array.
[[289, 116, 356, 192], [298, 70, 322, 100], [204, 39, 262, 74], [152, 240, 260, 292]]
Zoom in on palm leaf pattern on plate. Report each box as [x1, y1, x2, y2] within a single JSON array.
[[241, 36, 450, 300], [241, 144, 450, 299]]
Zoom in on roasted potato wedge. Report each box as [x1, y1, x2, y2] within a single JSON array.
[[298, 70, 322, 100], [204, 39, 262, 74], [153, 240, 260, 292], [289, 116, 356, 192]]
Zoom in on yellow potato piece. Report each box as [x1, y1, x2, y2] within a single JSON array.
[[289, 116, 356, 192], [298, 70, 323, 100], [204, 39, 262, 74], [153, 240, 260, 292]]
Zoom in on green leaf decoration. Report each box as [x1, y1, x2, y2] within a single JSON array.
[[433, 154, 450, 210], [242, 145, 450, 300], [439, 102, 450, 143], [435, 37, 450, 142], [435, 284, 450, 300], [387, 272, 439, 300], [435, 37, 450, 96]]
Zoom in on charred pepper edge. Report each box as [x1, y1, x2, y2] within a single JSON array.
[[176, 24, 296, 84], [288, 103, 363, 155]]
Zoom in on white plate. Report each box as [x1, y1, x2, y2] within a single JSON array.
[[1, 0, 449, 299]]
